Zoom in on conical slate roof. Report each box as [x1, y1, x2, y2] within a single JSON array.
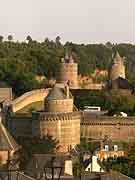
[[115, 51, 121, 59], [46, 87, 66, 100], [113, 51, 123, 63], [0, 122, 19, 151]]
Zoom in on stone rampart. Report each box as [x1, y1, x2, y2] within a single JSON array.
[[81, 114, 135, 142], [12, 88, 51, 112], [32, 111, 81, 152]]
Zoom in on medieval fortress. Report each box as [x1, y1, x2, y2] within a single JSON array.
[[3, 52, 135, 153]]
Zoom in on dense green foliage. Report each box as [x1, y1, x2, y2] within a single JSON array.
[[76, 137, 98, 153], [0, 36, 135, 96], [16, 135, 60, 154], [74, 90, 135, 115], [74, 90, 107, 109]]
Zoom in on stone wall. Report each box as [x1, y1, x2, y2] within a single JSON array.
[[12, 89, 51, 112], [109, 63, 125, 80], [10, 111, 135, 151], [56, 63, 78, 88], [45, 99, 74, 113], [81, 114, 135, 142], [32, 112, 81, 152]]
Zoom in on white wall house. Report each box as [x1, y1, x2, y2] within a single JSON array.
[[85, 155, 104, 173]]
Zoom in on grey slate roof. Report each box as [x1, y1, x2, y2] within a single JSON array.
[[114, 51, 121, 59], [46, 87, 68, 100], [0, 122, 19, 151]]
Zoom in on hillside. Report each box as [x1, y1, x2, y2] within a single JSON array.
[[0, 37, 135, 95]]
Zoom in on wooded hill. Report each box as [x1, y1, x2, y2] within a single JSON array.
[[0, 36, 135, 96]]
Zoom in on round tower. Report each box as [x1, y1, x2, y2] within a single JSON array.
[[32, 85, 80, 153], [44, 86, 73, 113], [56, 54, 78, 89], [109, 52, 125, 81]]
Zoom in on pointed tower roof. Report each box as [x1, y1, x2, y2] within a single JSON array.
[[0, 122, 19, 151], [115, 51, 121, 59], [113, 51, 123, 64]]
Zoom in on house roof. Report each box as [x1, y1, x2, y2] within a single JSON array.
[[0, 122, 19, 151]]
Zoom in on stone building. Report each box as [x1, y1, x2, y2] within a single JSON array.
[[32, 85, 80, 153], [96, 138, 125, 161], [56, 54, 78, 89]]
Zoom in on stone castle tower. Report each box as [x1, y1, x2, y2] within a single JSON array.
[[109, 52, 125, 81], [32, 85, 80, 153], [56, 54, 78, 89]]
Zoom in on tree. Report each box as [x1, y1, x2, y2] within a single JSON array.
[[17, 135, 60, 154], [7, 34, 13, 41], [105, 41, 113, 49], [0, 35, 3, 42], [55, 36, 61, 46], [26, 35, 32, 43], [105, 91, 135, 115]]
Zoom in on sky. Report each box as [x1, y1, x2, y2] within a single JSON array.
[[0, 0, 135, 44]]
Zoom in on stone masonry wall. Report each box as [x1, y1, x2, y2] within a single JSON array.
[[32, 112, 81, 153], [81, 115, 135, 142], [56, 63, 78, 88], [45, 99, 74, 113], [12, 89, 51, 112]]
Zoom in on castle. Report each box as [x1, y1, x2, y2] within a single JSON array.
[[32, 85, 80, 152], [3, 52, 135, 154]]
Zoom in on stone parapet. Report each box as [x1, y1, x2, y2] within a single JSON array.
[[81, 114, 135, 142], [12, 88, 51, 112], [32, 111, 81, 121]]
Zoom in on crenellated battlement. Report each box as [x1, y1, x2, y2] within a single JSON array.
[[81, 114, 135, 142], [32, 111, 81, 122]]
